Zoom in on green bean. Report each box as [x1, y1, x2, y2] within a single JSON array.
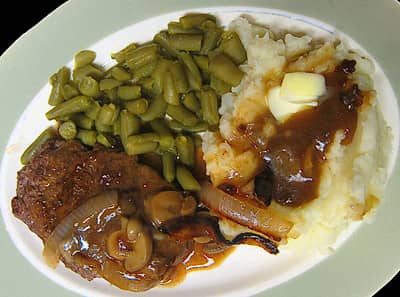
[[117, 85, 141, 100], [139, 77, 155, 90], [104, 88, 118, 103], [125, 98, 149, 115], [168, 34, 203, 51], [131, 58, 158, 83], [73, 64, 105, 82], [220, 31, 247, 65], [95, 120, 113, 133], [138, 77, 156, 97], [111, 42, 137, 63], [120, 109, 140, 148], [140, 94, 167, 121], [59, 121, 77, 140], [85, 100, 101, 120], [74, 50, 96, 68], [78, 76, 100, 97], [176, 165, 201, 191], [182, 92, 201, 115], [76, 129, 97, 146], [167, 120, 208, 133], [179, 52, 202, 90], [61, 83, 79, 100], [96, 133, 115, 148], [125, 44, 158, 63], [210, 75, 231, 96], [180, 52, 201, 79], [193, 55, 209, 72], [110, 66, 132, 81], [176, 135, 195, 166], [125, 141, 158, 155], [168, 22, 202, 34], [125, 133, 160, 155], [124, 44, 159, 70], [166, 104, 199, 126], [113, 115, 121, 136], [127, 133, 160, 144], [152, 58, 171, 94], [207, 47, 223, 61], [170, 61, 188, 94], [201, 70, 210, 85], [53, 67, 70, 86], [199, 88, 219, 126], [199, 28, 222, 55], [150, 119, 175, 153], [179, 13, 216, 29], [153, 31, 180, 58], [163, 70, 179, 105], [99, 78, 122, 90], [200, 19, 218, 30], [97, 103, 119, 126], [20, 127, 56, 165], [48, 67, 70, 106], [162, 152, 176, 182], [70, 113, 94, 130], [209, 54, 243, 86], [49, 73, 57, 86], [46, 95, 93, 120]]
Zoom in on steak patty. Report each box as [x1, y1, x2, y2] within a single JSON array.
[[12, 139, 169, 241]]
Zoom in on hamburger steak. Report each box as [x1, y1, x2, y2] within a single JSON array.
[[11, 138, 169, 242]]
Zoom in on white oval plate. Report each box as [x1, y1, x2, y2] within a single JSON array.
[[1, 4, 399, 297]]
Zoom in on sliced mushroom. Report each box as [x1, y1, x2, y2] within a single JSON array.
[[106, 230, 131, 261], [124, 217, 153, 272], [180, 196, 197, 216], [144, 191, 197, 227], [106, 216, 153, 272], [126, 217, 143, 241], [124, 230, 153, 272]]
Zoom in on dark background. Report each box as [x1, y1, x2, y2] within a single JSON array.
[[0, 1, 398, 296]]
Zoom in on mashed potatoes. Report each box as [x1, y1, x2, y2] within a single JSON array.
[[201, 17, 391, 251]]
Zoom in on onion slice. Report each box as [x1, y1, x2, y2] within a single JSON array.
[[199, 182, 293, 240], [43, 191, 119, 268], [162, 214, 279, 254]]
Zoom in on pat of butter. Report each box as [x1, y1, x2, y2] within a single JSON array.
[[268, 86, 316, 123], [280, 72, 326, 103]]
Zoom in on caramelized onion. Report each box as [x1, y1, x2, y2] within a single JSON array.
[[202, 242, 230, 255], [199, 182, 293, 240], [162, 215, 279, 254], [43, 191, 118, 268]]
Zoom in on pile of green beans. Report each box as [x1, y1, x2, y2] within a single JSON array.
[[23, 13, 247, 192]]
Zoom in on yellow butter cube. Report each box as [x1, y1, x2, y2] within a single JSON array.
[[267, 86, 314, 123], [280, 72, 326, 103]]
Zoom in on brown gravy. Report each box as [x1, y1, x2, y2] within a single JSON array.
[[161, 243, 235, 287], [237, 60, 365, 207], [62, 206, 234, 290]]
